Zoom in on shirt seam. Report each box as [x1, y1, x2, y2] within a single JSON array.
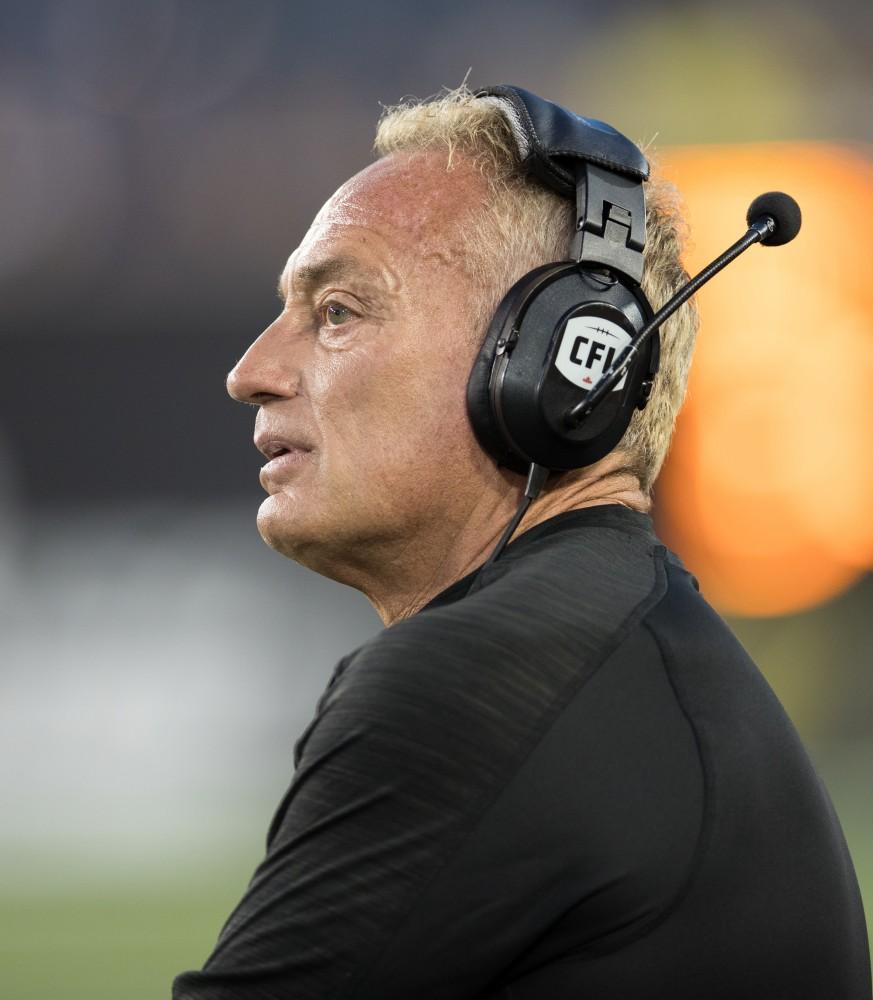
[[338, 546, 671, 1000], [531, 576, 713, 967]]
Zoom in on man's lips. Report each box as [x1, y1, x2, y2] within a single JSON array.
[[255, 436, 312, 460], [254, 433, 314, 481], [260, 450, 310, 481]]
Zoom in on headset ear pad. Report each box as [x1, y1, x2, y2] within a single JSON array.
[[467, 264, 656, 474], [466, 263, 571, 472]]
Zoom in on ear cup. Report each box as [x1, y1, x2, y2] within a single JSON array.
[[466, 264, 656, 474], [466, 263, 571, 469]]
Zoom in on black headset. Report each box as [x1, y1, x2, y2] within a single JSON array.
[[465, 84, 660, 477]]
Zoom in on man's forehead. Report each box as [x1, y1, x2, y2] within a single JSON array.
[[320, 151, 485, 231], [280, 242, 395, 296], [282, 151, 487, 291], [280, 221, 400, 295]]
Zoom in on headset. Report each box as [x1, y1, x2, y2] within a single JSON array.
[[463, 84, 801, 572], [465, 84, 659, 480]]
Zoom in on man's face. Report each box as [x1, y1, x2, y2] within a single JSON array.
[[226, 151, 493, 580]]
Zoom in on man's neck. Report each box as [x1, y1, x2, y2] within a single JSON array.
[[367, 452, 649, 626]]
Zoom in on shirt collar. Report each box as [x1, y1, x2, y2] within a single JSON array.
[[420, 503, 656, 614]]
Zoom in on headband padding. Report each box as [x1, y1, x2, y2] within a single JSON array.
[[476, 84, 649, 197]]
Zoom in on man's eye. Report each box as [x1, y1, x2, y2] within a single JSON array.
[[323, 302, 354, 327]]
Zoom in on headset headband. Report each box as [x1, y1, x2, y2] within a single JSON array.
[[475, 84, 649, 283]]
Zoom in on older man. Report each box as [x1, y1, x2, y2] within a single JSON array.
[[173, 87, 870, 999]]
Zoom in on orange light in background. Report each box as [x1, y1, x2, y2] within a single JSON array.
[[655, 144, 873, 617]]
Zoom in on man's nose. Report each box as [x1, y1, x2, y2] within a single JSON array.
[[226, 316, 303, 406]]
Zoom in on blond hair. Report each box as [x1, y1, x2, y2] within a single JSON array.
[[374, 85, 699, 492]]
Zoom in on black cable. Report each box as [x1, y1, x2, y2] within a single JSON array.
[[471, 464, 549, 589]]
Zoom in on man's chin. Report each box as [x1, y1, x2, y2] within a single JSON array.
[[256, 493, 338, 571], [255, 491, 379, 585], [257, 493, 308, 559]]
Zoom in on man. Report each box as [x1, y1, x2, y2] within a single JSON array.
[[174, 86, 871, 998]]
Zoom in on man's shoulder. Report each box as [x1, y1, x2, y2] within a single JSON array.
[[335, 512, 669, 724], [418, 509, 665, 652]]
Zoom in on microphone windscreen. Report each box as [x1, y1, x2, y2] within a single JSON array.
[[746, 191, 802, 246]]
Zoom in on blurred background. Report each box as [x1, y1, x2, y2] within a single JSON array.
[[1, 1, 871, 996]]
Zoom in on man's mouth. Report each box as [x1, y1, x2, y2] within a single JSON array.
[[262, 448, 309, 471], [255, 434, 313, 461], [255, 434, 313, 483]]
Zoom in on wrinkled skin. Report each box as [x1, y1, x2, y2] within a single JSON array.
[[226, 150, 646, 623]]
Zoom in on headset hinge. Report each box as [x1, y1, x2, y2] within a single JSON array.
[[495, 328, 520, 356], [570, 162, 646, 285]]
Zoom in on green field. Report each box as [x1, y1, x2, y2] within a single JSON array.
[[0, 860, 255, 1000], [2, 754, 870, 999]]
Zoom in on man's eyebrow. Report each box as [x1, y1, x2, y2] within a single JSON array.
[[276, 255, 382, 301]]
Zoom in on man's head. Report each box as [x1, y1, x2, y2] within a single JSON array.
[[226, 147, 501, 584], [226, 85, 698, 595]]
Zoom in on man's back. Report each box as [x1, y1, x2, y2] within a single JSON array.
[[174, 506, 870, 999]]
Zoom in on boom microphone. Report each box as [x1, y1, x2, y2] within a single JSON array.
[[563, 191, 802, 428], [746, 191, 803, 246]]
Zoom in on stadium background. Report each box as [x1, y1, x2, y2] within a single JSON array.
[[1, 1, 870, 995]]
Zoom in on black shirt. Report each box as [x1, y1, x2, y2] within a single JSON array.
[[173, 506, 871, 999]]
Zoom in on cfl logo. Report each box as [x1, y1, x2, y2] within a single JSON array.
[[555, 315, 632, 392]]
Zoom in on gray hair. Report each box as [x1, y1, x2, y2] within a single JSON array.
[[374, 85, 699, 492]]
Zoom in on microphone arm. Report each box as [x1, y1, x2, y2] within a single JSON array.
[[563, 215, 776, 428]]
